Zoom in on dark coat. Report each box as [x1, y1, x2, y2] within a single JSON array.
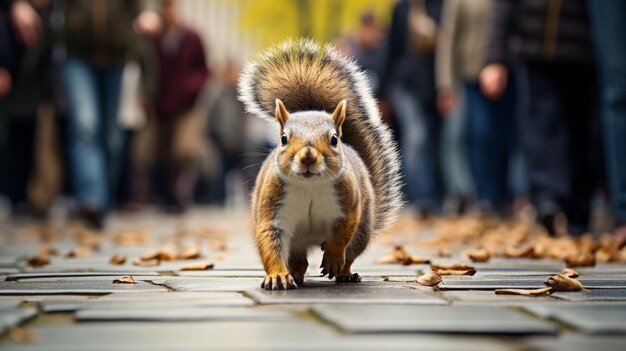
[[485, 0, 594, 66]]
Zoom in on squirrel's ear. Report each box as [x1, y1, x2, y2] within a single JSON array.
[[331, 100, 347, 136], [275, 99, 289, 130]]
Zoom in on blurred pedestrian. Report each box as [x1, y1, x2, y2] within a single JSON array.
[[481, 0, 598, 235], [58, 0, 160, 228], [380, 0, 444, 216], [149, 0, 209, 212], [588, 0, 626, 239], [436, 0, 518, 215]]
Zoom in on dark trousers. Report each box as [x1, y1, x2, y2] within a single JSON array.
[[520, 61, 598, 232], [588, 0, 626, 226], [464, 79, 516, 210]]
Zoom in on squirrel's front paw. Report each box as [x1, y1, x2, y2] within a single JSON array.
[[261, 273, 298, 290], [320, 249, 345, 280]]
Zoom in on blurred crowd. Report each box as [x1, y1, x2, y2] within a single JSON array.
[[0, 0, 625, 239]]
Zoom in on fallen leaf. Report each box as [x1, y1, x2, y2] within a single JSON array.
[[504, 245, 532, 258], [545, 274, 585, 291], [109, 255, 127, 265], [112, 231, 149, 246], [140, 248, 177, 261], [415, 271, 442, 286], [495, 287, 554, 296], [38, 243, 58, 257], [565, 252, 596, 267], [64, 246, 92, 258], [9, 327, 40, 343], [561, 268, 579, 278], [113, 275, 137, 284], [180, 262, 214, 271], [26, 255, 50, 267], [466, 248, 492, 262], [431, 263, 475, 271], [133, 258, 160, 267], [376, 246, 431, 265], [74, 227, 101, 249], [178, 246, 200, 260], [595, 248, 615, 263]]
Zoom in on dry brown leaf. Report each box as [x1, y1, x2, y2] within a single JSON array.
[[9, 327, 40, 343], [565, 252, 596, 267], [595, 248, 616, 263], [38, 243, 58, 257], [140, 248, 177, 261], [64, 246, 92, 258], [495, 287, 554, 296], [133, 258, 160, 267], [178, 246, 200, 260], [430, 263, 475, 271], [376, 246, 431, 265], [109, 255, 127, 265], [504, 245, 532, 258], [415, 271, 442, 286], [180, 262, 214, 271], [466, 248, 492, 262], [74, 227, 101, 249], [561, 268, 579, 278], [545, 274, 585, 291], [112, 231, 149, 246], [112, 275, 137, 284], [26, 255, 50, 267]]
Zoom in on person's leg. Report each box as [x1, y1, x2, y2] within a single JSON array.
[[98, 67, 124, 211], [588, 0, 626, 231], [62, 58, 107, 218], [6, 117, 36, 212], [520, 62, 569, 233], [561, 63, 597, 234]]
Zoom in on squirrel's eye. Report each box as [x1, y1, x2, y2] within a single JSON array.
[[330, 134, 338, 147], [281, 132, 288, 146]]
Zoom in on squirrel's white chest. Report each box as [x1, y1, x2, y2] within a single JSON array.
[[276, 183, 343, 248]]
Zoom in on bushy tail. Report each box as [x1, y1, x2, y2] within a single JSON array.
[[238, 39, 402, 231]]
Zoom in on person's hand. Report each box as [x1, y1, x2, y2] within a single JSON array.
[[0, 68, 12, 98], [11, 0, 41, 46], [134, 11, 162, 37], [479, 63, 508, 100], [437, 90, 458, 116]]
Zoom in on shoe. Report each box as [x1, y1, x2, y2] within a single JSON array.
[[79, 207, 104, 229]]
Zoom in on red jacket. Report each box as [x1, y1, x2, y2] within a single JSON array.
[[154, 27, 209, 117]]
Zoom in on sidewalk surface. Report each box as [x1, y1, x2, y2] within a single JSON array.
[[0, 207, 625, 350]]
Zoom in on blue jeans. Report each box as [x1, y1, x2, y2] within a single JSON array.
[[390, 86, 442, 210], [62, 58, 124, 211], [464, 80, 516, 210], [588, 0, 626, 226]]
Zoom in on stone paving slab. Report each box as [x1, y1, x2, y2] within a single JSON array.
[[152, 277, 262, 292], [75, 306, 292, 322], [523, 305, 626, 334], [0, 279, 166, 295], [247, 286, 447, 305], [518, 335, 626, 351], [551, 289, 626, 301], [0, 307, 37, 333], [0, 321, 513, 351], [312, 305, 558, 335], [437, 277, 626, 290], [5, 271, 160, 281], [41, 292, 254, 312], [438, 290, 558, 305]]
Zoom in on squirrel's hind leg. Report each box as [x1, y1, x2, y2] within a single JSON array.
[[336, 223, 372, 283], [336, 259, 362, 283], [288, 249, 308, 285]]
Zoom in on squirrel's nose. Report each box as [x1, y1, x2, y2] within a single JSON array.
[[300, 149, 317, 166]]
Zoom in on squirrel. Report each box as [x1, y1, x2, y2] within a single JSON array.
[[239, 39, 402, 290]]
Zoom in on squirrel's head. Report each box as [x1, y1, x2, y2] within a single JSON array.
[[274, 99, 346, 182]]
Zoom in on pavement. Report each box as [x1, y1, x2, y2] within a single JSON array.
[[0, 207, 625, 350]]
